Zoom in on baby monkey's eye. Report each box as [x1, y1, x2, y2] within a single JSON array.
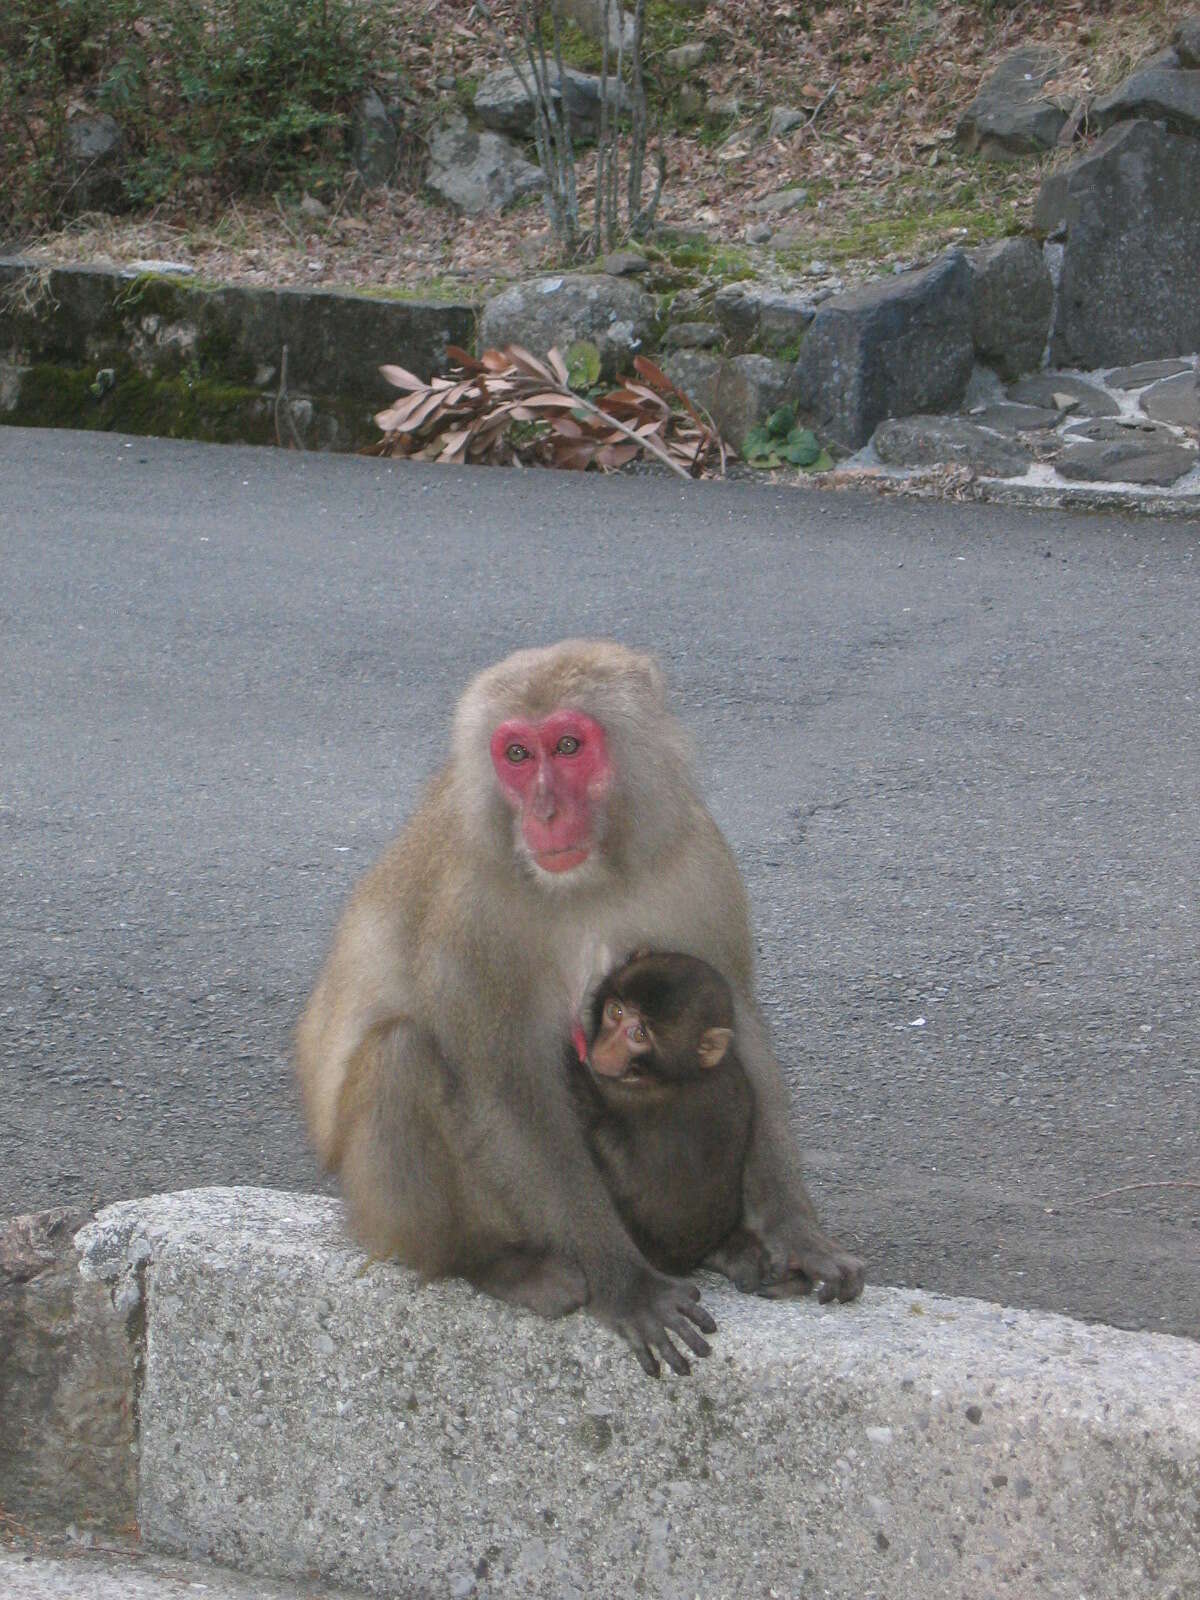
[[555, 735, 581, 755], [630, 1024, 647, 1044], [603, 999, 623, 1026]]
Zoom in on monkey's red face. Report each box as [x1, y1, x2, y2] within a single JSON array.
[[489, 710, 613, 875]]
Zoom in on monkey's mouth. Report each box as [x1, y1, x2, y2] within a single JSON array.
[[533, 845, 591, 873], [588, 1060, 651, 1087]]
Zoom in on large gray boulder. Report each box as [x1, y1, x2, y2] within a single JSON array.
[[967, 237, 1052, 380], [474, 65, 630, 140], [792, 252, 974, 451], [479, 273, 655, 375], [1092, 64, 1200, 135], [956, 48, 1068, 159], [1034, 119, 1200, 368], [425, 115, 544, 215]]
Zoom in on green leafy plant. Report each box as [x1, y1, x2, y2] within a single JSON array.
[[566, 339, 602, 390], [741, 404, 833, 471], [1, 0, 397, 226]]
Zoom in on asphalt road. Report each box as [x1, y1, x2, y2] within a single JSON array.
[[2, 426, 1197, 1339]]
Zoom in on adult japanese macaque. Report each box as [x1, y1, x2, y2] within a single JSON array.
[[295, 639, 864, 1378], [574, 951, 765, 1285]]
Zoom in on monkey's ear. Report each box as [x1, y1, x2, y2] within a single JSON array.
[[696, 1027, 733, 1068]]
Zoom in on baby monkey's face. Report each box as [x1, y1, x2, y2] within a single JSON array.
[[585, 953, 736, 1091]]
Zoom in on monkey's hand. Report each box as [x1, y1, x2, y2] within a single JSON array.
[[755, 1219, 865, 1305], [594, 1266, 717, 1378]]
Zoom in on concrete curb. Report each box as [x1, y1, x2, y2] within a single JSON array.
[[0, 1546, 362, 1599], [74, 1187, 1199, 1600]]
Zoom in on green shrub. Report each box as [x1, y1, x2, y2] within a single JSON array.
[[0, 0, 400, 226]]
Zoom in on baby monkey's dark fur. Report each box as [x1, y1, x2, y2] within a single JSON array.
[[573, 952, 761, 1280]]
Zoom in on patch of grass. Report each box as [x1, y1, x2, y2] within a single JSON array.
[[652, 232, 753, 280], [773, 162, 1032, 269]]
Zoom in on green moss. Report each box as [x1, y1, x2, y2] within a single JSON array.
[[5, 361, 275, 444]]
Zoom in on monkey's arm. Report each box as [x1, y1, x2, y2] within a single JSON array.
[[483, 1038, 719, 1375], [733, 1004, 865, 1303]]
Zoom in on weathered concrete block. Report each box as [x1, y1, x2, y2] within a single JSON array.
[[0, 1208, 137, 1533], [793, 252, 974, 450], [78, 1188, 1200, 1600], [1034, 119, 1200, 368]]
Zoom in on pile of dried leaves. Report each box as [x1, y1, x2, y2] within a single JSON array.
[[368, 345, 729, 478]]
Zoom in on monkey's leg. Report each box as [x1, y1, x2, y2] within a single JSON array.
[[467, 1248, 587, 1320], [703, 1228, 773, 1294], [339, 1019, 587, 1316], [735, 1007, 866, 1304]]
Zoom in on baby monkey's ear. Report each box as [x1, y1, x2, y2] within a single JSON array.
[[696, 1027, 733, 1068]]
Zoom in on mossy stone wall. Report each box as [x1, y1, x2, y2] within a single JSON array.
[[0, 260, 478, 450]]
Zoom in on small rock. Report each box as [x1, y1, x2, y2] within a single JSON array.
[[707, 94, 740, 118], [474, 65, 629, 140], [1106, 359, 1191, 389], [128, 259, 195, 276], [1055, 436, 1197, 485], [426, 115, 544, 215], [749, 186, 808, 215], [1062, 417, 1178, 444], [1009, 374, 1119, 417], [956, 47, 1068, 160], [435, 75, 458, 92], [602, 250, 650, 276], [479, 273, 655, 378], [970, 402, 1061, 434], [873, 415, 1032, 477], [746, 222, 774, 244], [662, 321, 722, 350], [1176, 15, 1200, 68], [657, 351, 724, 421], [665, 42, 708, 71], [1052, 392, 1080, 412], [65, 111, 123, 163], [768, 106, 807, 139], [350, 88, 398, 189], [299, 194, 329, 220], [677, 85, 705, 118], [1139, 370, 1200, 426]]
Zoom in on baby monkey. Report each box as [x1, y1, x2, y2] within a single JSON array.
[[574, 951, 761, 1281]]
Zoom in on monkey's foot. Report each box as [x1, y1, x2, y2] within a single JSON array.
[[757, 1241, 865, 1304]]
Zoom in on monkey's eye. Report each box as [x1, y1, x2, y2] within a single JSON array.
[[630, 1024, 647, 1044], [603, 999, 623, 1026], [505, 743, 531, 764], [555, 735, 581, 756]]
